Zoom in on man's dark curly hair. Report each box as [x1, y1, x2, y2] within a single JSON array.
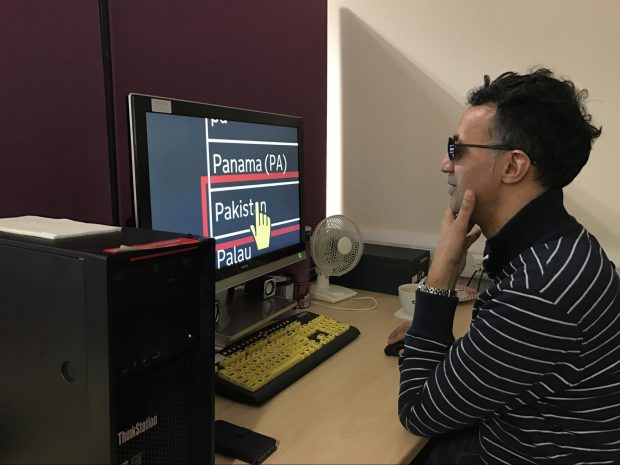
[[467, 68, 602, 189]]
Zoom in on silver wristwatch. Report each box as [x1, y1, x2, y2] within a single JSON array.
[[417, 278, 457, 298]]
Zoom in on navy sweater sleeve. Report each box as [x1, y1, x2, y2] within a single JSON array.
[[398, 284, 581, 437]]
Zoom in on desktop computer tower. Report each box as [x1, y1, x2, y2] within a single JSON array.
[[0, 228, 215, 464]]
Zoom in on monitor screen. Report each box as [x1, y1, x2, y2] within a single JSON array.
[[128, 94, 306, 292]]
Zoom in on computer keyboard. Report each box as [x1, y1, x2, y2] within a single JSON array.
[[215, 310, 360, 405]]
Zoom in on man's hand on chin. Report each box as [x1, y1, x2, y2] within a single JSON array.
[[427, 189, 481, 290]]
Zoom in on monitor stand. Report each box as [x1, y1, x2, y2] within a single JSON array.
[[214, 287, 297, 347]]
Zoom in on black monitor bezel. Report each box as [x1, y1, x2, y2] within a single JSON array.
[[128, 93, 306, 287]]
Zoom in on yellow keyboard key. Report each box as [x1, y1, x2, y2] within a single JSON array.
[[216, 312, 360, 399]]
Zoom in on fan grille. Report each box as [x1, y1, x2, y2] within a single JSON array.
[[311, 215, 363, 276]]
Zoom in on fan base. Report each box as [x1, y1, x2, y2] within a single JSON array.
[[310, 283, 358, 303]]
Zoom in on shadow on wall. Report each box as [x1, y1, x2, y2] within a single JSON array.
[[565, 184, 620, 260], [339, 9, 464, 244]]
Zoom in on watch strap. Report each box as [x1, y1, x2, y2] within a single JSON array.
[[418, 279, 457, 298]]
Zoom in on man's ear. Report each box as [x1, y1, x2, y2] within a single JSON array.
[[502, 150, 534, 184]]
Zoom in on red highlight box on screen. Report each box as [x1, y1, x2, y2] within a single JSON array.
[[200, 174, 300, 252]]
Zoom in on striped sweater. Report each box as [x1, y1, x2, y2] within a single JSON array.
[[399, 189, 620, 464]]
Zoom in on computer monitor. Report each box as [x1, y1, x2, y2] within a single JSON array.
[[128, 94, 306, 341]]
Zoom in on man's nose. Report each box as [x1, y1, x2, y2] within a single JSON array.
[[440, 153, 454, 173]]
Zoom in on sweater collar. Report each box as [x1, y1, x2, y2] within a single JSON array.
[[482, 189, 580, 278]]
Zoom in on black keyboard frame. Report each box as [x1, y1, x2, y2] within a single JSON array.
[[215, 311, 360, 405]]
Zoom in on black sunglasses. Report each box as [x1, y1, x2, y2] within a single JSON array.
[[447, 136, 518, 161]]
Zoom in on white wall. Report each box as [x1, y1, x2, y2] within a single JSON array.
[[327, 0, 620, 268]]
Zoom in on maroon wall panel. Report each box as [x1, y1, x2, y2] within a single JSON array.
[[0, 0, 113, 224], [108, 0, 327, 228]]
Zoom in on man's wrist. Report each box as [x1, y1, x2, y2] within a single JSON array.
[[425, 253, 463, 287], [418, 278, 457, 298]]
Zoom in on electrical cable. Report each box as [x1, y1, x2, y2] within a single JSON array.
[[466, 269, 479, 287], [477, 270, 485, 292], [311, 296, 378, 311]]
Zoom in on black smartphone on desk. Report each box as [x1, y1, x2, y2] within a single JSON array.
[[215, 420, 277, 464]]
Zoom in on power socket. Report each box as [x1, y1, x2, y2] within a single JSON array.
[[461, 251, 485, 278]]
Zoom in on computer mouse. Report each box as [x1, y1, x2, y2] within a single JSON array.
[[384, 341, 404, 357]]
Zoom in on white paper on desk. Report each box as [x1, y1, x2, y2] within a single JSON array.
[[0, 215, 121, 239]]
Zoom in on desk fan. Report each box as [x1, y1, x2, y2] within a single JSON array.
[[310, 215, 364, 303]]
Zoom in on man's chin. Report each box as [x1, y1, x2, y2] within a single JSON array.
[[449, 198, 462, 214]]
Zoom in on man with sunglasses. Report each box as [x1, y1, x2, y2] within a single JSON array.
[[390, 69, 620, 464]]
